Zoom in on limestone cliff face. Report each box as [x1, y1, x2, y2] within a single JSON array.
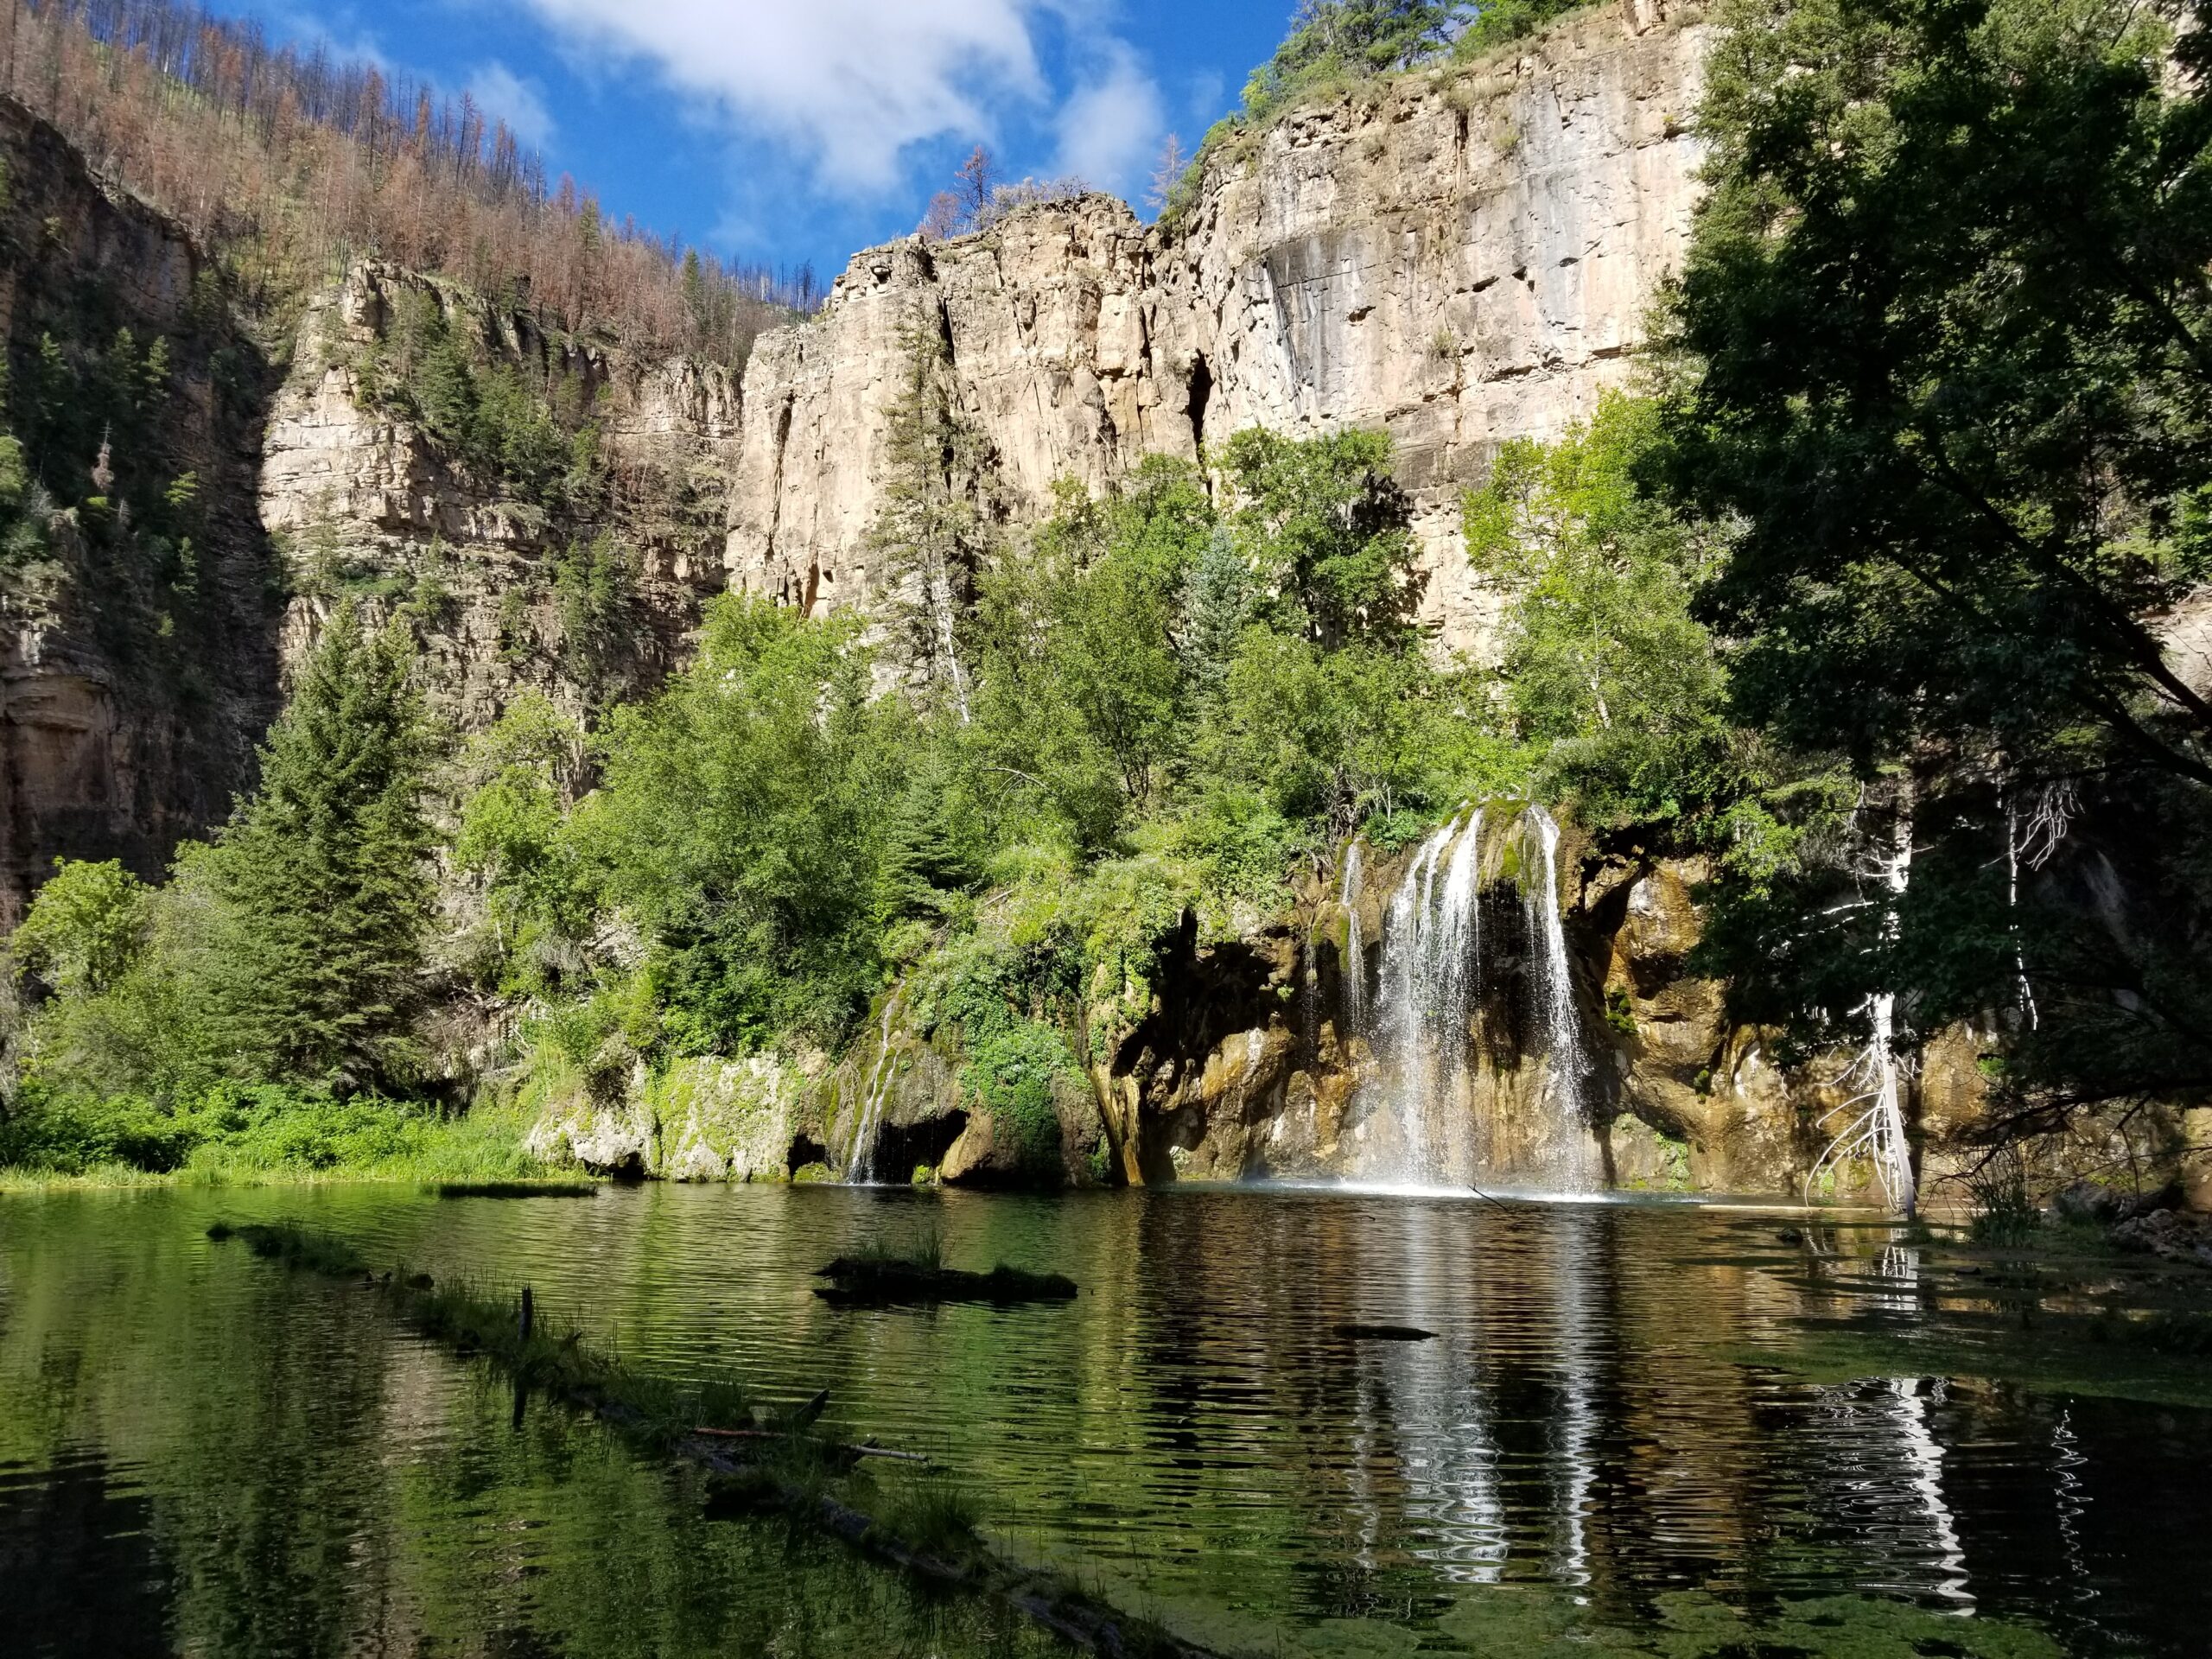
[[728, 0, 1708, 657], [0, 99, 281, 928], [259, 264, 741, 732]]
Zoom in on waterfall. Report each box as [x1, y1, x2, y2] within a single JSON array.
[[849, 1000, 899, 1182], [1346, 806, 1596, 1190], [1341, 841, 1367, 1035], [1370, 817, 1475, 1185], [1527, 807, 1594, 1180]]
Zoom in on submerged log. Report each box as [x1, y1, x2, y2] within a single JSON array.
[[1333, 1322, 1438, 1342], [435, 1181, 598, 1199], [814, 1258, 1078, 1308]]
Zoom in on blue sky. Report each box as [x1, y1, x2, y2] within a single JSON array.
[[213, 1, 1291, 283]]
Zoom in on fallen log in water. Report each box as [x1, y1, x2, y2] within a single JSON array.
[[434, 1181, 599, 1199], [1333, 1322, 1438, 1342], [815, 1256, 1078, 1308], [208, 1220, 1207, 1659]]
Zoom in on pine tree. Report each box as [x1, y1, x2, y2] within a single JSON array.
[[207, 603, 435, 1090]]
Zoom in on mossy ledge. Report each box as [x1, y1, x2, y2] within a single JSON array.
[[207, 1221, 1213, 1659]]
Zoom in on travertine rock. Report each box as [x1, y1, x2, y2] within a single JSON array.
[[726, 1, 1710, 659]]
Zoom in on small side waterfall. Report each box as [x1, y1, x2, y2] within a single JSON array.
[[1341, 841, 1367, 1034], [848, 999, 899, 1182], [1337, 806, 1597, 1190], [1527, 807, 1597, 1187]]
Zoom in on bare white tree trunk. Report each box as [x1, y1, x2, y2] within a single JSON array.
[[2005, 791, 2040, 1032], [931, 565, 970, 724], [1809, 783, 1918, 1217]]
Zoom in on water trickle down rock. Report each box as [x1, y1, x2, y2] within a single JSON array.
[[1342, 840, 1369, 1036]]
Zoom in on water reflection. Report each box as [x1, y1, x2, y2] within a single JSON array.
[[1, 1185, 2207, 1657]]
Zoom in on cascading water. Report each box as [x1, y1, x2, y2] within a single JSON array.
[[1526, 806, 1597, 1187], [848, 999, 899, 1183], [1344, 805, 1597, 1190], [1341, 841, 1367, 1034]]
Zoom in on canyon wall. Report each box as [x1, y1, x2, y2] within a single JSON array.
[[0, 99, 282, 928], [257, 264, 741, 735], [727, 0, 1709, 658]]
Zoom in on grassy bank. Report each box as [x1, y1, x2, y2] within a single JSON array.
[[0, 1098, 551, 1193]]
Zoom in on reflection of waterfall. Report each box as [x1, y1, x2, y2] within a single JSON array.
[[1345, 1201, 1506, 1586], [1344, 806, 1596, 1189], [848, 1000, 899, 1182]]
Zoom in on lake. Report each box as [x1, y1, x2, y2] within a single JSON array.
[[3, 1183, 2208, 1656]]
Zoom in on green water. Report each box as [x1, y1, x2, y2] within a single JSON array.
[[3, 1185, 2209, 1656]]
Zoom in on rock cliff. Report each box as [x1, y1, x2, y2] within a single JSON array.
[[727, 0, 1709, 658], [258, 263, 741, 734], [0, 98, 282, 928]]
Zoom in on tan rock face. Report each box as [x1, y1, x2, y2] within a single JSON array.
[[724, 2, 1709, 658], [258, 263, 741, 734]]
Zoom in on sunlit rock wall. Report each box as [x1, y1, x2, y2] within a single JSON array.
[[725, 0, 1710, 659], [259, 263, 742, 733]]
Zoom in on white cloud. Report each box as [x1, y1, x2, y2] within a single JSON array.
[[1053, 43, 1164, 194], [467, 61, 558, 149], [512, 0, 1047, 192]]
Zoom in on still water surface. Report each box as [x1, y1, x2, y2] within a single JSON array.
[[3, 1184, 2208, 1656]]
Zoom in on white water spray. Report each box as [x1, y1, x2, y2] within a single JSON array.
[[1528, 807, 1593, 1167], [1351, 806, 1598, 1190]]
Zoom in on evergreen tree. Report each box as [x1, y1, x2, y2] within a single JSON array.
[[207, 603, 435, 1090]]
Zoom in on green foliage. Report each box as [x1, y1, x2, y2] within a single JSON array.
[[1653, 0, 2212, 1120], [1465, 391, 1792, 836], [1453, 0, 1594, 54], [550, 533, 642, 702], [10, 858, 149, 999], [1656, 0, 2212, 779], [204, 603, 436, 1089], [1242, 2, 1466, 123], [971, 459, 1213, 848], [454, 694, 592, 990], [1219, 426, 1424, 647], [0, 1079, 537, 1181], [579, 596, 910, 1052], [368, 288, 603, 511]]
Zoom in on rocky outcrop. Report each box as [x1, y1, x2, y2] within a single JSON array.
[[260, 264, 741, 733], [0, 98, 281, 928], [727, 1, 1709, 658]]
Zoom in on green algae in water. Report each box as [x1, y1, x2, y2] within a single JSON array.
[[1430, 1587, 2063, 1659]]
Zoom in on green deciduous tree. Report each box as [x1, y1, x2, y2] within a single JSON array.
[[971, 460, 1214, 848], [1653, 0, 2212, 1148], [8, 859, 149, 1001], [1219, 426, 1426, 647], [579, 596, 910, 1052], [1466, 391, 1773, 833]]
